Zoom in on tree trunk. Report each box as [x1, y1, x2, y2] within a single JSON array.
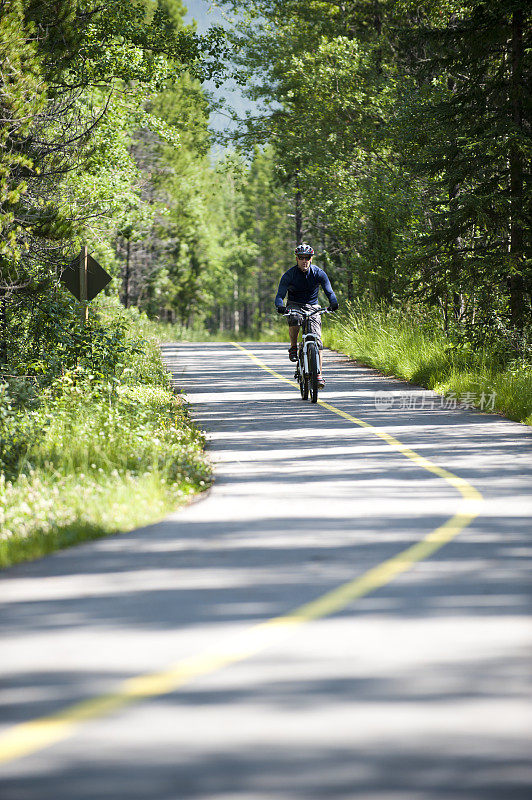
[[124, 237, 130, 309], [374, 1, 383, 75], [508, 9, 525, 328], [0, 294, 7, 367], [256, 268, 262, 334], [295, 189, 302, 245], [440, 296, 449, 334], [447, 76, 463, 325], [233, 277, 239, 334], [347, 270, 353, 302]]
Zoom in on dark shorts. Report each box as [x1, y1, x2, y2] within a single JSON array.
[[286, 302, 323, 350]]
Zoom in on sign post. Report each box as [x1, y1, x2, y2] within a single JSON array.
[[60, 247, 112, 318], [79, 246, 88, 323]]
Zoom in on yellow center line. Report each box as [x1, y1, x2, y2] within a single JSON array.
[[0, 343, 483, 766]]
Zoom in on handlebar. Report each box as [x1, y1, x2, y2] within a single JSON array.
[[278, 307, 332, 318]]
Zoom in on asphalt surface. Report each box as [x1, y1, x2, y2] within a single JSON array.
[[1, 341, 531, 799]]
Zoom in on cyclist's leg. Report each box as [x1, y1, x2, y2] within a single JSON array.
[[318, 347, 325, 387], [286, 326, 298, 361], [289, 325, 299, 348], [286, 304, 303, 361]]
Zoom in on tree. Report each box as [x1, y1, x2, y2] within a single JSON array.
[[398, 1, 531, 334], [0, 0, 230, 372], [219, 0, 531, 344]]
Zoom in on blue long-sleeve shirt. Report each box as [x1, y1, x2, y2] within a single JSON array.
[[274, 264, 338, 308]]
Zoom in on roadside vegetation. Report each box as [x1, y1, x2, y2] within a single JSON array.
[[147, 316, 287, 344], [2, 2, 530, 354], [0, 300, 211, 569], [324, 304, 532, 426]]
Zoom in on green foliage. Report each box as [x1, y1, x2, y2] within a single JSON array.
[[2, 0, 531, 576], [0, 381, 28, 476], [325, 302, 532, 425], [0, 0, 45, 268], [1, 0, 230, 309], [0, 468, 204, 569], [5, 292, 146, 383], [18, 379, 209, 483], [24, 0, 228, 87], [194, 147, 292, 334], [0, 301, 211, 567], [218, 0, 531, 346], [394, 1, 532, 329]]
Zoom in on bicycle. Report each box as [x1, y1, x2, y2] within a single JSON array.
[[282, 307, 330, 403]]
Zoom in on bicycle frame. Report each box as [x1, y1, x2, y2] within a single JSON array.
[[282, 306, 329, 402], [299, 315, 321, 375]]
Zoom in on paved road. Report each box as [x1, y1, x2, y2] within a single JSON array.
[[1, 342, 531, 799]]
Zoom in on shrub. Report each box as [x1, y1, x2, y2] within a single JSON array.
[[0, 300, 211, 568]]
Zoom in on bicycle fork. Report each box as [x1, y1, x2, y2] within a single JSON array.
[[301, 333, 318, 374]]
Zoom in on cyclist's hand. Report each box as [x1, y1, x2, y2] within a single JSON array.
[[327, 303, 339, 312], [277, 305, 286, 314]]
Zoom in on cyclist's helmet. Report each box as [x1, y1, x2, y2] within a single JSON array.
[[295, 243, 314, 257]]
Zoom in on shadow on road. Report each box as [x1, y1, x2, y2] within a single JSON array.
[[1, 342, 531, 799]]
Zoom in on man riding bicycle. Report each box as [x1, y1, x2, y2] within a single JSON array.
[[274, 243, 339, 389]]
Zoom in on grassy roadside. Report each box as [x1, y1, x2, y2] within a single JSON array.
[[142, 317, 287, 344], [0, 302, 211, 569], [323, 303, 532, 426]]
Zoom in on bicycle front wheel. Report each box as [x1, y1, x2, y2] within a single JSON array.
[[299, 351, 308, 400], [299, 372, 309, 400], [308, 345, 319, 403]]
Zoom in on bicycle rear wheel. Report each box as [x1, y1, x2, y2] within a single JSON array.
[[308, 345, 319, 403]]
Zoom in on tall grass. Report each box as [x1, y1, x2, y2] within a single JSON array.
[[20, 383, 207, 480], [0, 302, 211, 568], [323, 302, 532, 426]]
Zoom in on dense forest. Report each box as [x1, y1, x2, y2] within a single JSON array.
[[1, 0, 530, 366], [0, 0, 293, 367], [222, 0, 531, 344]]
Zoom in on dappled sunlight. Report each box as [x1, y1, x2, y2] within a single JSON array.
[[1, 341, 531, 799]]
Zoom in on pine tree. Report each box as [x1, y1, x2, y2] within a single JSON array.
[[0, 0, 45, 288], [399, 1, 531, 333]]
